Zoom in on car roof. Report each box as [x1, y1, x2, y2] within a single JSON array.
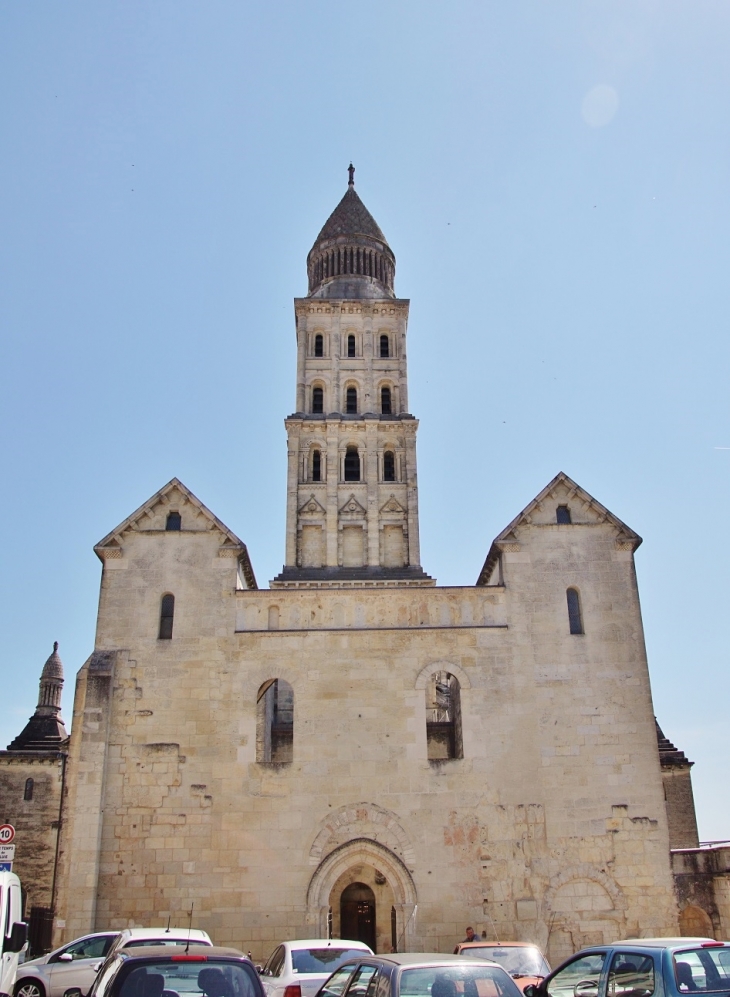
[[610, 939, 721, 949], [119, 945, 246, 960], [357, 954, 504, 968], [282, 940, 372, 950], [118, 928, 211, 941], [457, 943, 540, 949]]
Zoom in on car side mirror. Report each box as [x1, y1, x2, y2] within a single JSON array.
[[256, 967, 263, 975], [64, 988, 83, 997], [523, 986, 537, 997], [7, 922, 28, 953], [59, 953, 74, 962]]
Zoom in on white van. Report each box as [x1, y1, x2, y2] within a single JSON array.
[[0, 871, 27, 997]]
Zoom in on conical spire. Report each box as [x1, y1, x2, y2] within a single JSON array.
[[307, 166, 396, 299], [7, 642, 68, 751]]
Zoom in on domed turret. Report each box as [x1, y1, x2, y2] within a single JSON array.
[[307, 165, 396, 299], [7, 642, 68, 750]]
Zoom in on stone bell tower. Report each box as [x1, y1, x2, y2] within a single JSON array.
[[272, 166, 433, 587]]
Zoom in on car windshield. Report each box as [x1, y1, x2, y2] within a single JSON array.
[[292, 950, 368, 974], [460, 948, 549, 978], [113, 959, 259, 997], [674, 948, 730, 992], [399, 965, 523, 997]]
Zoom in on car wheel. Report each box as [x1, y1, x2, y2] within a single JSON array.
[[15, 981, 46, 997]]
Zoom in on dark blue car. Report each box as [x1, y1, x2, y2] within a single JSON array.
[[523, 939, 730, 997]]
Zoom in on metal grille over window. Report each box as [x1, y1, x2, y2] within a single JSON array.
[[165, 511, 181, 531], [346, 387, 357, 413], [381, 387, 392, 414], [380, 334, 390, 357], [312, 386, 324, 413], [256, 678, 294, 764], [556, 505, 572, 524], [426, 670, 463, 760], [567, 588, 584, 635], [312, 450, 321, 482], [159, 594, 175, 640], [344, 447, 360, 481], [314, 334, 324, 357], [348, 334, 356, 357], [383, 451, 395, 482]]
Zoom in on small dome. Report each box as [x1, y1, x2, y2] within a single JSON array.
[[307, 166, 396, 299], [41, 641, 64, 682]]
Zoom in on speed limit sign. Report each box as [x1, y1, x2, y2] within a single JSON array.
[[0, 825, 15, 844]]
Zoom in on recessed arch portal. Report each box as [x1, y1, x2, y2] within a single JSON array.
[[306, 837, 417, 952]]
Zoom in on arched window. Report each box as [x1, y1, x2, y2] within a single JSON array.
[[380, 334, 390, 358], [256, 678, 293, 763], [426, 671, 462, 760], [383, 451, 395, 482], [24, 778, 34, 801], [348, 334, 356, 358], [344, 447, 360, 481], [312, 386, 324, 414], [381, 386, 392, 414], [165, 511, 181, 531], [159, 594, 175, 640], [314, 334, 324, 357], [312, 449, 322, 482], [346, 387, 358, 413], [556, 505, 572, 524], [567, 588, 584, 634]]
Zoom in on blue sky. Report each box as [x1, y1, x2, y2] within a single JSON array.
[[1, 2, 728, 838]]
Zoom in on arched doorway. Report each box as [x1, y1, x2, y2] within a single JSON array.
[[340, 882, 376, 951], [679, 904, 715, 938]]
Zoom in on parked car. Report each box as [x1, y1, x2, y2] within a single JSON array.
[[77, 944, 262, 997], [14, 933, 119, 997], [522, 938, 730, 997], [452, 944, 550, 993], [103, 929, 213, 963], [260, 941, 373, 997], [315, 952, 524, 997]]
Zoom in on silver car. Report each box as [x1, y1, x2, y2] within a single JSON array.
[[14, 933, 119, 997]]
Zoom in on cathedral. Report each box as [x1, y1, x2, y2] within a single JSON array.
[[3, 168, 727, 961]]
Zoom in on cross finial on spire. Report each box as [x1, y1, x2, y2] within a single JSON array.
[[348, 163, 355, 187]]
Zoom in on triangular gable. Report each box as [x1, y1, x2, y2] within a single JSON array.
[[476, 471, 642, 586], [94, 478, 257, 588], [338, 494, 367, 518], [299, 494, 327, 517]]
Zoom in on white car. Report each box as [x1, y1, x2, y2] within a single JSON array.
[[103, 927, 213, 962], [260, 940, 373, 997], [14, 932, 120, 997]]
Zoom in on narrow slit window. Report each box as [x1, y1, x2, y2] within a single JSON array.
[[567, 588, 584, 634], [380, 334, 390, 358], [165, 511, 181, 531], [344, 447, 360, 481], [24, 778, 34, 801], [312, 450, 321, 482], [383, 451, 395, 482], [381, 386, 392, 414], [346, 387, 358, 413], [159, 594, 175, 640], [348, 335, 356, 358], [312, 386, 324, 414], [556, 505, 572, 524], [314, 334, 324, 357]]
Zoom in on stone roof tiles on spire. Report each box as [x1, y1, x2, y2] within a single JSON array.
[[7, 642, 68, 751], [306, 165, 396, 299], [41, 641, 64, 682]]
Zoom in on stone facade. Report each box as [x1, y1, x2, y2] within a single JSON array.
[[23, 171, 721, 961]]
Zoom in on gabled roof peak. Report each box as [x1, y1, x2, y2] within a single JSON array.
[[477, 471, 642, 585]]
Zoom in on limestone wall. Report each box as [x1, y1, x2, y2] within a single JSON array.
[[54, 494, 678, 960], [0, 751, 65, 912]]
